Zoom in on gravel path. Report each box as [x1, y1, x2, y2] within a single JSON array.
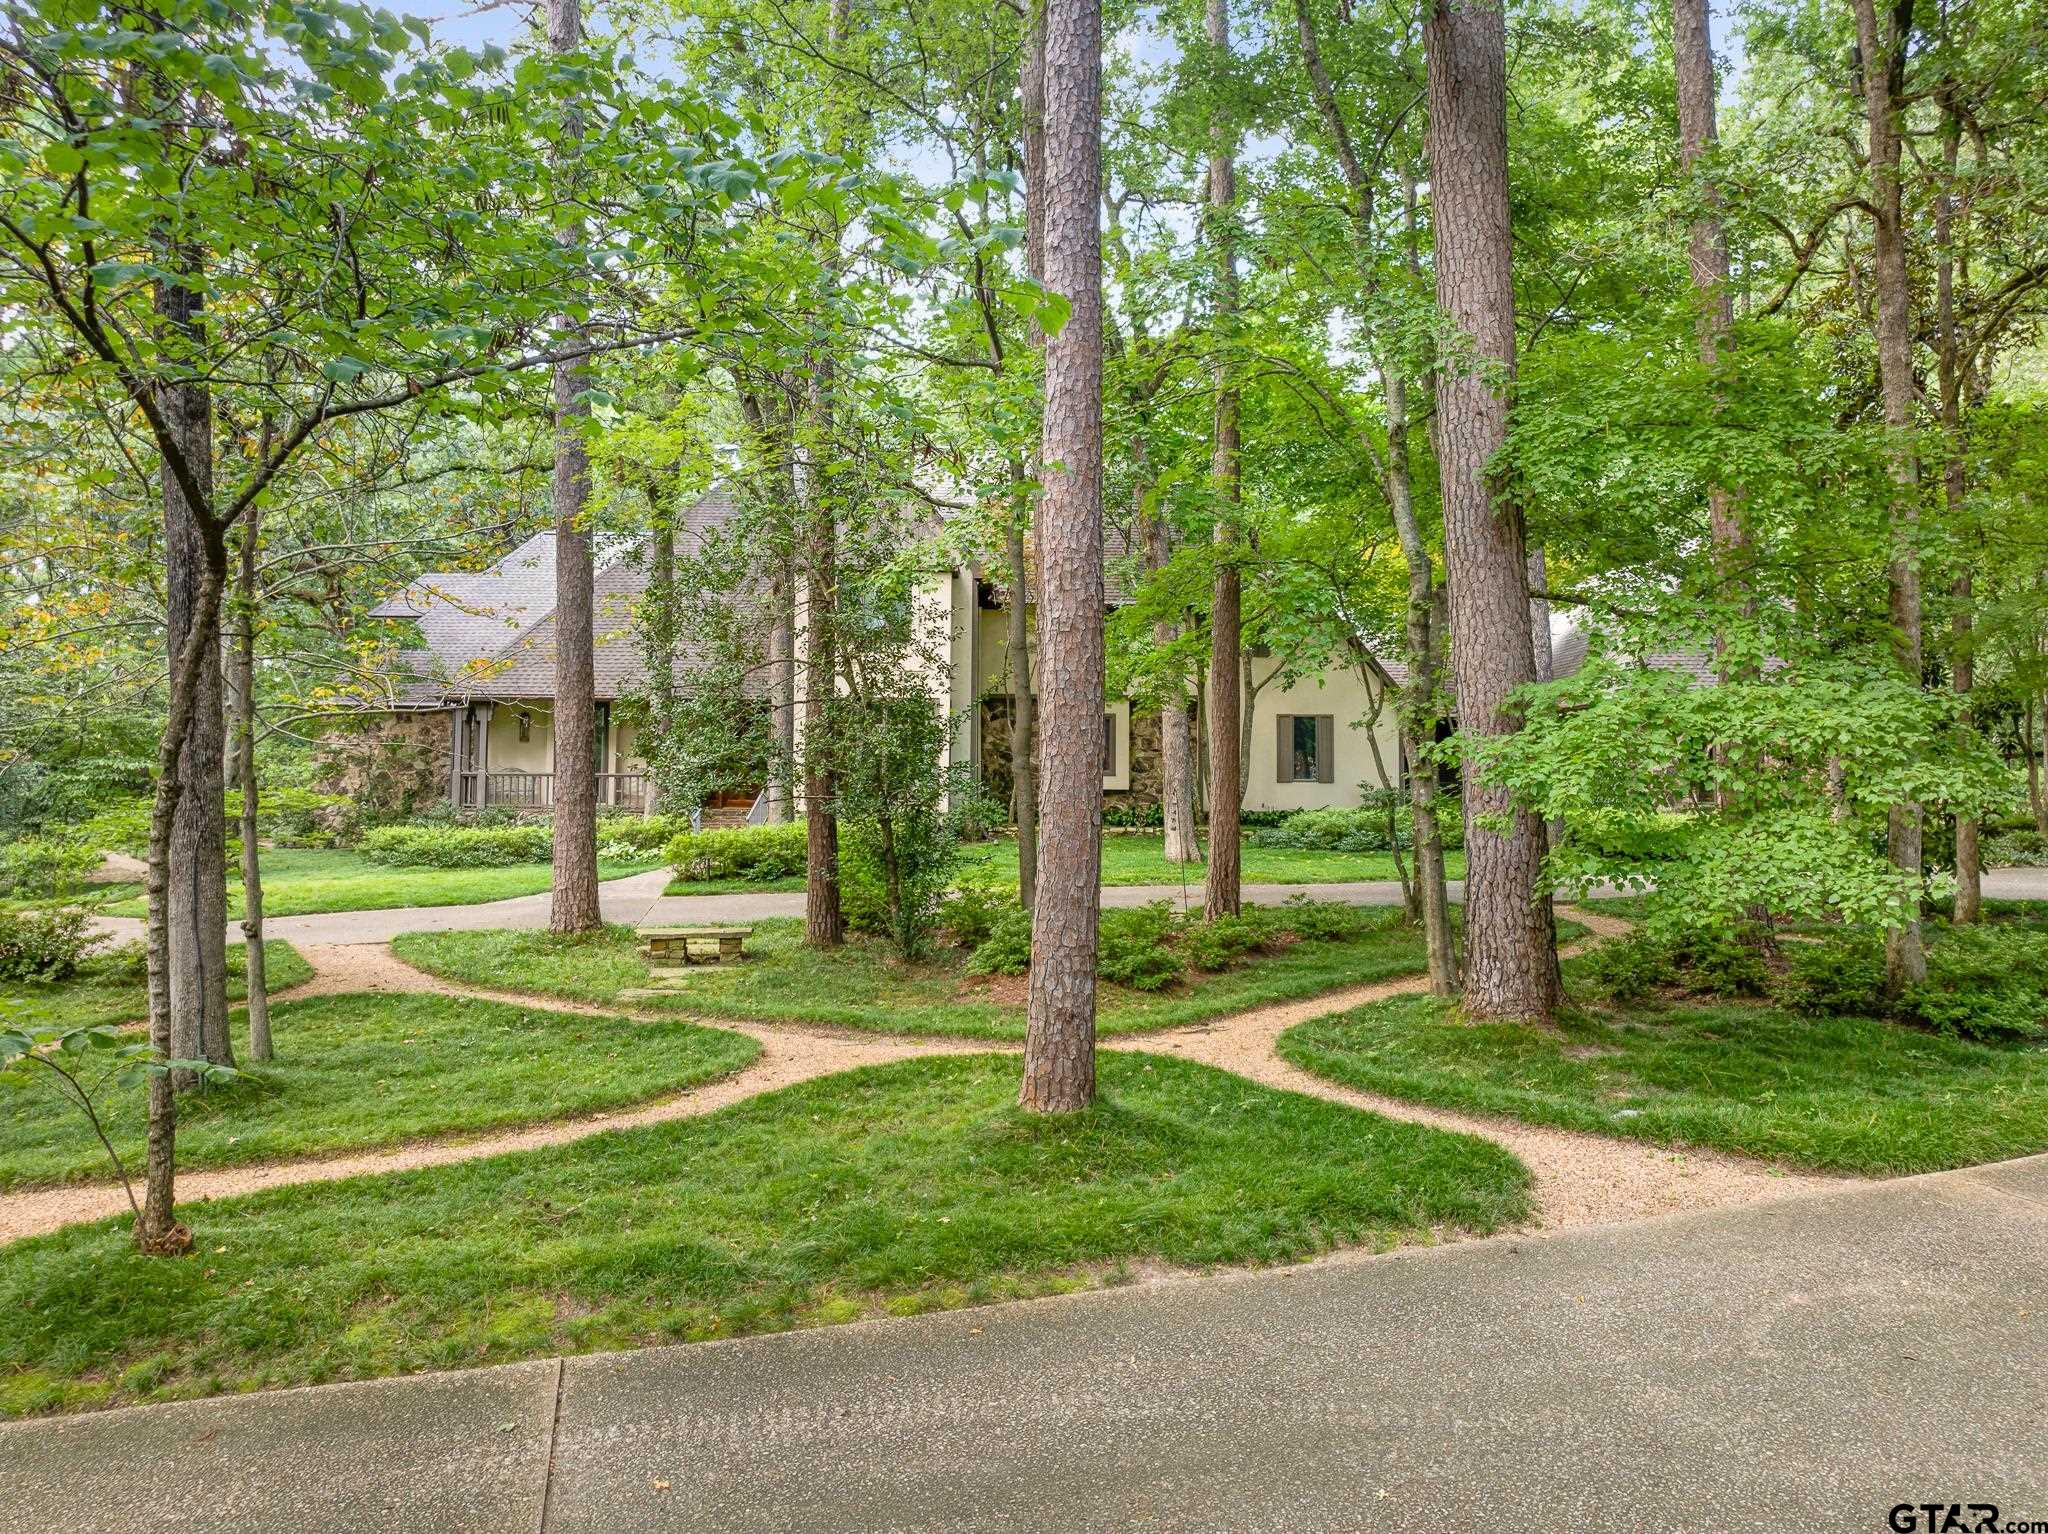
[[1110, 908, 1853, 1229], [0, 906, 1853, 1247]]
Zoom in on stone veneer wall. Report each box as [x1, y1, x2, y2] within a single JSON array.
[[312, 709, 451, 820], [978, 697, 1173, 817]]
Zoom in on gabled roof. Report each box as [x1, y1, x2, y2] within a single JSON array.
[[372, 487, 765, 704], [1550, 626, 1723, 685]]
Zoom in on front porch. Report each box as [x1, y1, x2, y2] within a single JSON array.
[[448, 697, 652, 813]]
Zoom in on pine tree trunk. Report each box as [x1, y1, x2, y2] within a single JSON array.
[[1018, 0, 1103, 1114], [547, 0, 601, 933], [1202, 0, 1242, 923], [1852, 0, 1926, 988], [156, 264, 231, 1081], [1424, 0, 1559, 1020], [1005, 509, 1039, 908], [233, 503, 270, 1061]]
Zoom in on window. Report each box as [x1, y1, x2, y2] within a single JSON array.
[[516, 710, 532, 743], [1102, 713, 1117, 778], [1276, 714, 1334, 784]]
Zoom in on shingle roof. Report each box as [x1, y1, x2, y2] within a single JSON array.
[[1550, 626, 1721, 684], [370, 488, 765, 703]]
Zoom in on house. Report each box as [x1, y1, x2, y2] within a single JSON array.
[[344, 488, 1409, 819]]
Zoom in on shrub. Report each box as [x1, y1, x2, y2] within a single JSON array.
[[1103, 800, 1164, 830], [0, 838, 100, 900], [1580, 931, 1673, 1003], [1983, 829, 2048, 868], [665, 822, 808, 883], [1775, 934, 1889, 1018], [938, 885, 1010, 948], [1178, 914, 1269, 972], [0, 906, 101, 982], [595, 812, 693, 858], [1275, 895, 1357, 942], [966, 908, 1033, 976], [1247, 806, 1389, 853], [357, 823, 553, 868], [1097, 903, 1180, 990]]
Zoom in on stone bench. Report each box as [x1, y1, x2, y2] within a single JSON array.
[[638, 925, 751, 969]]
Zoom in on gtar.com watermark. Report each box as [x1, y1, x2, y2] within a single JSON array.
[[1889, 1506, 2048, 1533]]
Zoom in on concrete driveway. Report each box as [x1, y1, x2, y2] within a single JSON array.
[[7, 1152, 2044, 1533]]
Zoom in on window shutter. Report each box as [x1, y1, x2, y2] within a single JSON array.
[[1276, 715, 1293, 782], [1103, 713, 1117, 778], [1316, 716, 1335, 783]]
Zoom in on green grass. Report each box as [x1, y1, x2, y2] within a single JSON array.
[[105, 849, 663, 920], [1278, 989, 2048, 1176], [663, 834, 1467, 895], [0, 1051, 1529, 1417], [0, 941, 312, 1031], [394, 909, 1570, 1041], [0, 991, 759, 1191]]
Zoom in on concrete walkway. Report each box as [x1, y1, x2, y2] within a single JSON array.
[[7, 1152, 2044, 1533], [90, 865, 2048, 948]]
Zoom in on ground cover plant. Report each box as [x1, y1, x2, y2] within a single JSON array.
[[0, 991, 758, 1190], [1278, 904, 2048, 1175], [105, 848, 663, 921], [394, 902, 1561, 1040], [662, 828, 1467, 896], [0, 941, 311, 1032], [0, 1052, 1529, 1416]]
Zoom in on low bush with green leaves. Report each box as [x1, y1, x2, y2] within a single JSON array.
[[596, 813, 693, 859], [357, 822, 553, 868], [665, 822, 808, 883], [1983, 829, 2048, 868], [965, 897, 1361, 991], [0, 838, 100, 901], [0, 907, 102, 983], [1246, 802, 1464, 855]]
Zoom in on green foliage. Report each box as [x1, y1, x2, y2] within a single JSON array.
[[593, 814, 694, 860], [965, 909, 1034, 977], [1580, 927, 1770, 1003], [1984, 830, 2048, 868], [1096, 904, 1182, 991], [0, 908, 100, 983], [835, 690, 965, 957], [357, 823, 553, 869], [0, 839, 99, 902], [665, 822, 809, 882], [936, 885, 1010, 948]]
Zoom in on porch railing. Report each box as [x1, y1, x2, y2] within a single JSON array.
[[456, 772, 652, 813]]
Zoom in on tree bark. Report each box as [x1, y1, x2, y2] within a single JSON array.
[[1018, 0, 1104, 1114], [1672, 0, 1746, 571], [1424, 0, 1559, 1020], [1142, 489, 1200, 864], [803, 367, 844, 946], [1935, 92, 1979, 924], [1202, 0, 1242, 922], [233, 500, 271, 1062], [1006, 481, 1039, 908], [1852, 0, 1926, 987], [157, 263, 231, 1081], [547, 0, 601, 933]]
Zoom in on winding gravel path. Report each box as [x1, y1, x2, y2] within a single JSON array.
[[0, 905, 1854, 1246]]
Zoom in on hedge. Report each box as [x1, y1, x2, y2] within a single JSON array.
[[666, 822, 808, 882], [357, 823, 553, 868]]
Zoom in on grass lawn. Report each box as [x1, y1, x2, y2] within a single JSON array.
[[663, 834, 1467, 895], [0, 1051, 1529, 1417], [0, 941, 312, 1032], [1278, 988, 2048, 1176], [106, 848, 663, 920], [394, 908, 1569, 1041], [0, 991, 758, 1191]]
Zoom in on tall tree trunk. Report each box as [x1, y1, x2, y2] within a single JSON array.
[[1672, 0, 1746, 575], [139, 523, 229, 1254], [2032, 696, 2048, 836], [803, 366, 844, 946], [1005, 505, 1039, 907], [1935, 92, 1979, 924], [1202, 0, 1243, 922], [547, 0, 601, 933], [1018, 0, 1104, 1114], [1014, 2, 1048, 910], [1527, 545, 1553, 683], [157, 263, 230, 1081], [1142, 484, 1199, 864], [770, 549, 798, 823], [233, 500, 270, 1062], [1852, 0, 1926, 988], [1424, 0, 1559, 1020]]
